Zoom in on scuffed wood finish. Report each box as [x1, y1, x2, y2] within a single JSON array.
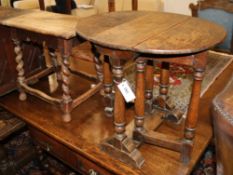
[[212, 74, 233, 175], [0, 62, 232, 175], [76, 11, 226, 54], [2, 10, 79, 39]]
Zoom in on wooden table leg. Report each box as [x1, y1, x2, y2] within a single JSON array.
[[59, 40, 73, 122], [181, 52, 207, 163], [153, 62, 183, 123], [153, 62, 170, 110], [103, 55, 114, 117], [13, 38, 27, 101], [133, 59, 146, 142], [101, 58, 144, 168], [91, 44, 103, 83], [159, 62, 170, 105], [145, 60, 154, 114]]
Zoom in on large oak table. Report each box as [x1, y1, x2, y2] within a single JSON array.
[[76, 11, 226, 167]]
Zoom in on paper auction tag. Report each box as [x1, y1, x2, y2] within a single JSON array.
[[117, 79, 135, 103]]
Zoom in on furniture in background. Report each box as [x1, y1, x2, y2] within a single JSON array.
[[0, 8, 104, 122], [76, 11, 226, 167], [0, 8, 46, 97], [12, 0, 163, 17], [190, 0, 233, 53], [212, 75, 233, 175]]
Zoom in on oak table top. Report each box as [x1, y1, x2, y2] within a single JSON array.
[[76, 11, 225, 54], [1, 8, 79, 39]]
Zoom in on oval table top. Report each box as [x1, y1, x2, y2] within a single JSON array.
[[76, 11, 226, 55]]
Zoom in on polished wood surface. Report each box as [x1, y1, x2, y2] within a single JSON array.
[[76, 11, 225, 54], [0, 61, 232, 175]]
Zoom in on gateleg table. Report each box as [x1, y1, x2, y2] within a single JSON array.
[[76, 11, 226, 167]]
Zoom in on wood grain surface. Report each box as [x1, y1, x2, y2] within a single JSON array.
[[1, 9, 79, 39], [76, 11, 226, 54]]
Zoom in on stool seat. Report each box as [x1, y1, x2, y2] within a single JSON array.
[[212, 75, 233, 175]]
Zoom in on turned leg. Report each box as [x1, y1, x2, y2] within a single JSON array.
[[91, 44, 103, 82], [145, 60, 154, 113], [181, 53, 207, 163], [159, 62, 170, 107], [134, 59, 146, 142], [49, 50, 62, 81], [103, 55, 114, 117], [61, 53, 72, 122], [153, 62, 170, 110], [13, 39, 27, 101], [112, 60, 126, 140], [101, 58, 144, 168]]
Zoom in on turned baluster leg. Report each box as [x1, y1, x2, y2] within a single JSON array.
[[49, 50, 62, 81], [13, 39, 27, 101], [135, 59, 146, 132], [112, 59, 126, 140], [145, 60, 154, 113], [181, 53, 207, 163], [103, 55, 114, 117], [159, 62, 170, 107], [61, 53, 72, 122], [134, 59, 146, 142], [91, 44, 103, 82], [101, 57, 144, 168]]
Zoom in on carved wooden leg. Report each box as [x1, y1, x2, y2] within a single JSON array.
[[159, 62, 170, 105], [101, 59, 144, 168], [133, 59, 146, 142], [153, 62, 170, 111], [49, 50, 62, 81], [61, 54, 72, 122], [13, 39, 27, 101], [103, 56, 114, 117], [145, 60, 154, 113], [181, 53, 207, 163], [91, 44, 103, 82], [154, 62, 182, 122]]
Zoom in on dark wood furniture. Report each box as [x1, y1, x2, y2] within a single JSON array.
[[0, 7, 46, 96], [0, 60, 232, 175], [189, 0, 233, 53], [76, 11, 226, 167], [0, 9, 103, 122], [212, 74, 233, 175]]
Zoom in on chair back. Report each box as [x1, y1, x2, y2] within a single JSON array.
[[190, 1, 233, 53]]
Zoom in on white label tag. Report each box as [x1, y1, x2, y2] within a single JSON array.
[[117, 79, 136, 103]]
